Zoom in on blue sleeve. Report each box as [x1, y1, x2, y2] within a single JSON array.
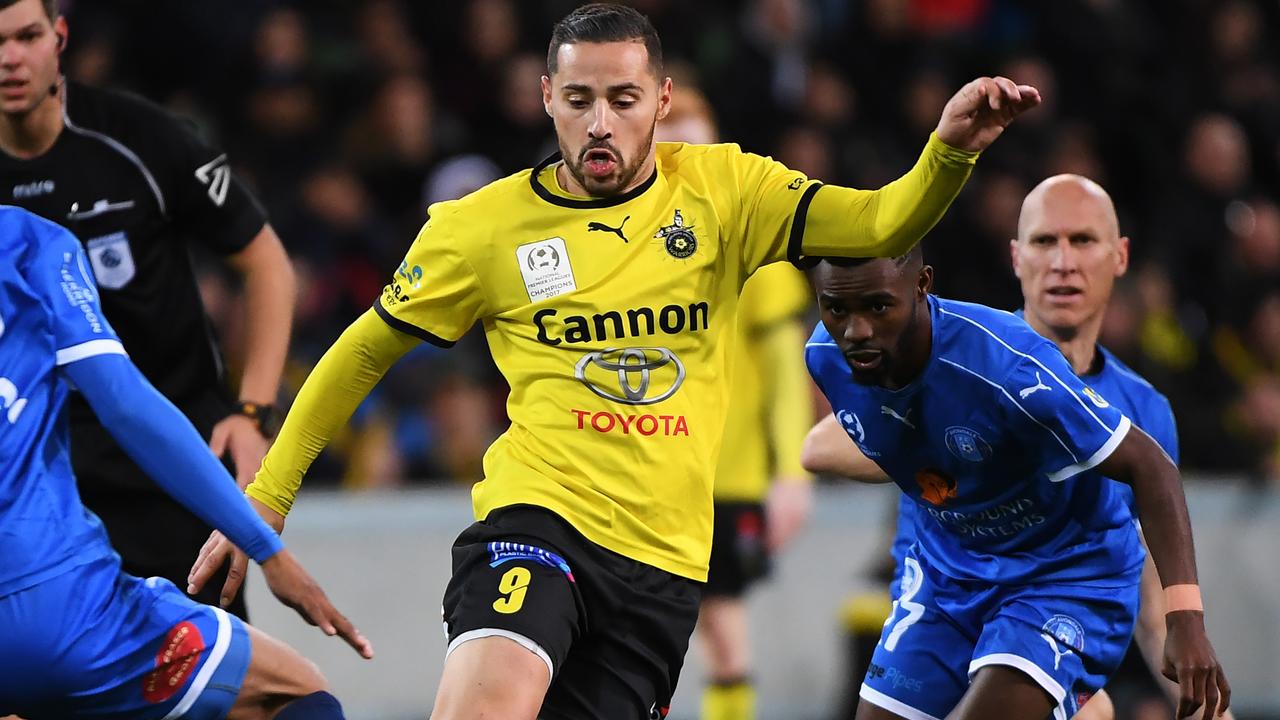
[[1148, 395, 1180, 465], [59, 335, 284, 564], [20, 218, 125, 363], [997, 342, 1133, 483]]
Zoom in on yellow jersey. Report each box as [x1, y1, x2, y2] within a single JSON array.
[[248, 135, 978, 581], [713, 261, 812, 502]]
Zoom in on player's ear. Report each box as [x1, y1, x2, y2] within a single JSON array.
[[918, 265, 934, 296], [655, 76, 673, 121], [1009, 238, 1022, 278], [1114, 235, 1130, 277], [541, 75, 553, 117]]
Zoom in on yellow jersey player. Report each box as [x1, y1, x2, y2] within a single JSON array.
[[655, 84, 815, 720], [189, 4, 1040, 718]]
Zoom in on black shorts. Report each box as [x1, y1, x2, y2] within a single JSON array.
[[704, 501, 770, 598], [442, 505, 703, 720]]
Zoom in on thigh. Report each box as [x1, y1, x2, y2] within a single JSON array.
[[858, 556, 974, 720], [542, 552, 702, 720], [969, 581, 1139, 720], [703, 502, 769, 600], [442, 521, 585, 680], [225, 625, 327, 720], [0, 558, 253, 720], [947, 665, 1057, 720]]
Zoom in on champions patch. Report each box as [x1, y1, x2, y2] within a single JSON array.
[[142, 621, 205, 704], [487, 541, 575, 582]]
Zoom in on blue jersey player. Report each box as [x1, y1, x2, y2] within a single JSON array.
[[801, 237, 1229, 720], [0, 206, 371, 719]]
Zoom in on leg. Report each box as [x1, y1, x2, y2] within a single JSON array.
[[1070, 688, 1114, 720], [225, 624, 330, 720], [947, 666, 1055, 720], [429, 636, 550, 720], [697, 598, 754, 720]]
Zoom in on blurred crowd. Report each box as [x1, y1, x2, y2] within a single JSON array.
[[60, 0, 1280, 487]]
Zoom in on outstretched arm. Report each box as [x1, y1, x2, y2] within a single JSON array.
[[63, 353, 372, 657], [1097, 427, 1230, 720], [797, 77, 1040, 260]]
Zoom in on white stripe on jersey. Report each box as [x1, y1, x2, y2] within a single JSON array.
[[939, 307, 1118, 434], [939, 357, 1078, 462], [1047, 416, 1131, 483], [160, 606, 233, 720], [54, 338, 127, 366]]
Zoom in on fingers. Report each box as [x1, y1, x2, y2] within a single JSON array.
[[1216, 668, 1232, 715], [1177, 664, 1204, 719], [324, 604, 375, 659], [208, 422, 229, 458], [1202, 667, 1219, 720], [220, 551, 250, 607], [187, 533, 228, 594]]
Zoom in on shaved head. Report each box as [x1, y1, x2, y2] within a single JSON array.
[[1018, 174, 1119, 243], [1010, 173, 1129, 347]]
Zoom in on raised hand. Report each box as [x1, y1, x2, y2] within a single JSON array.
[[935, 76, 1041, 153]]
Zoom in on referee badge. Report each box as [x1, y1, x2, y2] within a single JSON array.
[[654, 209, 697, 259], [85, 232, 136, 290]]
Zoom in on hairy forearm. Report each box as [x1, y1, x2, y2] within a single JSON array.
[[237, 252, 295, 404]]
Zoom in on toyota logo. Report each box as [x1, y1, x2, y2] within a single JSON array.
[[575, 347, 685, 405]]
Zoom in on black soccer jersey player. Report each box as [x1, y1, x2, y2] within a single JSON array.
[[0, 0, 296, 618]]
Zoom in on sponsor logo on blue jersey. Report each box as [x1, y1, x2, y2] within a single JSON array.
[[487, 542, 575, 582]]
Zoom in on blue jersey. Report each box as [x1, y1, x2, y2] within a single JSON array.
[[886, 315, 1180, 582], [808, 296, 1143, 585], [0, 206, 123, 596]]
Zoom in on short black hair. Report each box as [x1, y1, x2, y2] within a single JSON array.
[[0, 0, 59, 22], [547, 3, 663, 76], [797, 244, 924, 272]]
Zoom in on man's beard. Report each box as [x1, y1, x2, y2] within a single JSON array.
[[561, 122, 655, 197]]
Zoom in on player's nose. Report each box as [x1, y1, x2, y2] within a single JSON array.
[[1049, 237, 1078, 272], [842, 315, 874, 344], [587, 99, 613, 139]]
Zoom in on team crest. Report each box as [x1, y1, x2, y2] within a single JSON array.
[[915, 467, 957, 506], [1082, 386, 1110, 408], [85, 232, 136, 290], [945, 426, 991, 463], [654, 209, 698, 259]]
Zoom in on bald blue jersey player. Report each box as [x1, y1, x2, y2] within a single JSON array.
[[801, 246, 1229, 720]]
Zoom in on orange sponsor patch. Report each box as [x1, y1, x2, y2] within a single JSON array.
[[915, 468, 958, 506]]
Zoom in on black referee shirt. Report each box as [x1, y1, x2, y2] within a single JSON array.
[[0, 81, 268, 493]]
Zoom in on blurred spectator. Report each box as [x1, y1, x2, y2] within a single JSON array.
[[83, 1, 1276, 485]]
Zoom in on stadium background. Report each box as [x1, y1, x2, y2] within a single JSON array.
[[59, 0, 1279, 718]]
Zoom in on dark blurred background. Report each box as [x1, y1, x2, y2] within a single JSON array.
[[59, 0, 1280, 491]]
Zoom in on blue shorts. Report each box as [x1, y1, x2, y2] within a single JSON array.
[[864, 547, 1139, 720], [0, 556, 252, 719]]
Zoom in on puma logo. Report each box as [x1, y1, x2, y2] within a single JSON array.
[[1043, 633, 1072, 671], [587, 215, 630, 242], [881, 405, 915, 429], [1019, 371, 1051, 399]]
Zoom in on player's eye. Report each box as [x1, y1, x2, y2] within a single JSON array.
[[613, 99, 635, 109], [1070, 234, 1096, 245], [17, 31, 39, 43], [827, 304, 848, 317], [567, 99, 588, 109], [870, 303, 889, 314], [1031, 235, 1054, 246]]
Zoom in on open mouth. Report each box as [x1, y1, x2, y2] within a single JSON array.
[[1046, 286, 1084, 302], [582, 147, 617, 178], [845, 349, 884, 372]]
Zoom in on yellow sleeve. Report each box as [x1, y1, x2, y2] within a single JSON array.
[[797, 133, 979, 260], [375, 204, 488, 346], [246, 309, 419, 516], [761, 317, 812, 482]]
